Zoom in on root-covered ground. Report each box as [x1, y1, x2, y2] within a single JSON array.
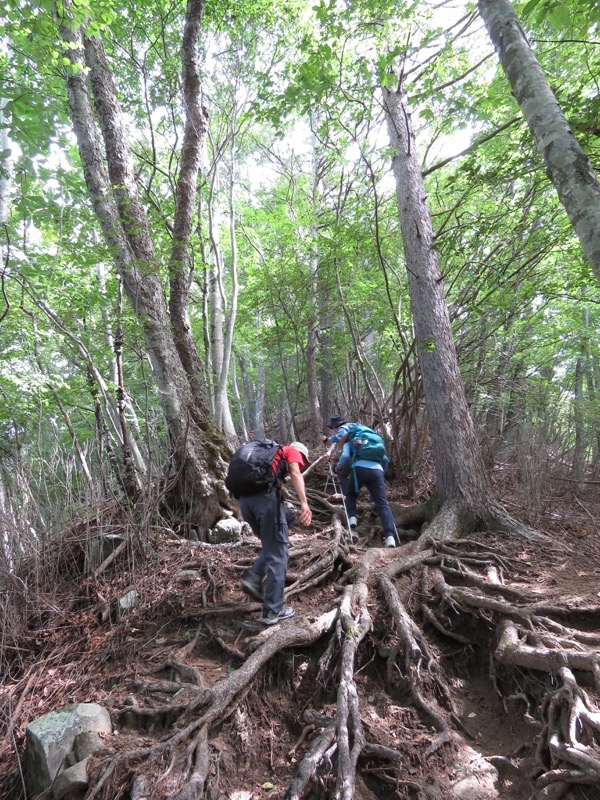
[[0, 467, 599, 800]]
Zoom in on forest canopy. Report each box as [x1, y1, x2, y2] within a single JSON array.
[[0, 0, 598, 535]]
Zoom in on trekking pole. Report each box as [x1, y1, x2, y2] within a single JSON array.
[[317, 444, 353, 539], [323, 465, 332, 495], [322, 443, 337, 493], [327, 458, 354, 539]]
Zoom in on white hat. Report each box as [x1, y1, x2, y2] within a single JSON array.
[[290, 441, 310, 464]]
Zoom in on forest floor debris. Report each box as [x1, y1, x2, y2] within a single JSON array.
[[0, 464, 598, 800]]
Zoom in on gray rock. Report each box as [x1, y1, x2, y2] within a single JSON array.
[[207, 518, 243, 544], [177, 569, 199, 581], [73, 731, 105, 761], [52, 756, 90, 800], [118, 590, 139, 615], [24, 703, 111, 800]]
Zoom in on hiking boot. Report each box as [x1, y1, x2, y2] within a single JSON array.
[[384, 535, 396, 548], [260, 607, 295, 626], [241, 572, 264, 602], [348, 516, 358, 529]]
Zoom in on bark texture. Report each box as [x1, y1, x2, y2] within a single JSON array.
[[383, 86, 490, 527], [59, 3, 230, 529], [479, 0, 600, 284], [382, 85, 545, 541], [168, 0, 212, 417]]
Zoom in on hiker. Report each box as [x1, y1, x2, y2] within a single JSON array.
[[323, 417, 397, 548], [322, 415, 349, 445], [225, 440, 312, 625]]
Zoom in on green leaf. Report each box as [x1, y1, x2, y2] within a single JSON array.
[[547, 4, 571, 28], [522, 0, 543, 14]]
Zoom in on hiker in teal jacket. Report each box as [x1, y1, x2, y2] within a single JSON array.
[[322, 415, 350, 445], [323, 416, 397, 548]]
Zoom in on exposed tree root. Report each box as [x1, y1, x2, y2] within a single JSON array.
[[86, 521, 418, 799], [17, 505, 598, 800], [391, 493, 443, 529], [379, 573, 451, 732], [423, 538, 600, 798], [285, 718, 337, 800], [89, 608, 340, 798], [333, 578, 372, 796]]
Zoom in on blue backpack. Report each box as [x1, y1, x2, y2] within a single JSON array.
[[345, 424, 387, 464]]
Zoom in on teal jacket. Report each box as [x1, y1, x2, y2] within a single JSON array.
[[337, 440, 388, 476]]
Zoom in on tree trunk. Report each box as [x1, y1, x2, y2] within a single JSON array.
[[238, 353, 257, 438], [478, 0, 600, 285], [168, 0, 212, 417], [58, 4, 230, 529], [383, 84, 533, 538], [214, 152, 240, 443], [206, 165, 236, 440], [572, 355, 586, 486], [95, 263, 147, 477], [573, 307, 593, 485], [229, 357, 248, 441], [585, 311, 600, 477], [0, 78, 13, 332], [306, 257, 322, 445], [113, 280, 142, 496], [238, 351, 265, 439], [306, 124, 324, 446]]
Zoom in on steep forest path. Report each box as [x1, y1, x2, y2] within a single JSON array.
[[0, 468, 598, 800]]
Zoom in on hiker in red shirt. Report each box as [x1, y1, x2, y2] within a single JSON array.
[[227, 441, 312, 625]]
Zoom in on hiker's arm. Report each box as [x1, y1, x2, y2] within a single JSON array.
[[323, 425, 349, 444], [336, 441, 352, 477], [288, 462, 312, 526], [328, 432, 348, 458]]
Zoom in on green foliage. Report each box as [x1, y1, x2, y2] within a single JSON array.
[[1, 0, 599, 530], [521, 0, 600, 27]]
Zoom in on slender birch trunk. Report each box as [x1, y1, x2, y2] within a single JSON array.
[[0, 96, 12, 227], [0, 63, 13, 335], [230, 357, 248, 441], [58, 1, 231, 529], [206, 164, 236, 439], [573, 356, 586, 485], [213, 149, 240, 442], [306, 124, 324, 445], [479, 0, 600, 284]]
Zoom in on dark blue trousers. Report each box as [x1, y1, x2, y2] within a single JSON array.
[[341, 467, 396, 539], [239, 488, 289, 615]]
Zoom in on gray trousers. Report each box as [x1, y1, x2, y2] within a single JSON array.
[[239, 487, 289, 615]]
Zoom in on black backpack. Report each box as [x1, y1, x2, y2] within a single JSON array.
[[225, 439, 285, 498]]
